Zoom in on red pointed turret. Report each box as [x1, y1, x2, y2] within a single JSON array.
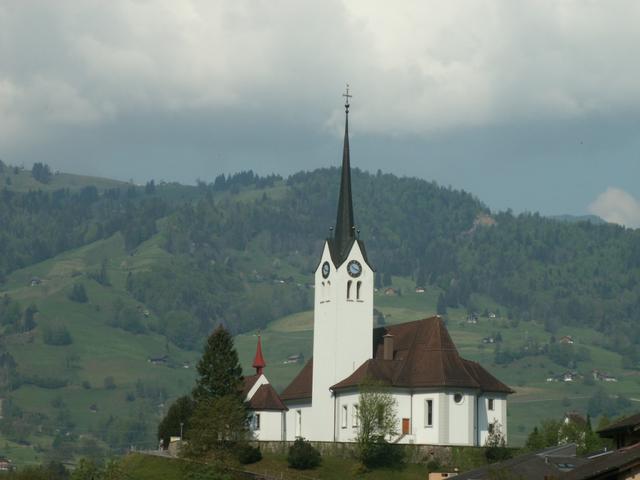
[[253, 334, 266, 375]]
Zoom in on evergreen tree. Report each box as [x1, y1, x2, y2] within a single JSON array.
[[192, 325, 243, 401], [157, 395, 195, 448], [383, 272, 392, 286], [436, 293, 447, 315]]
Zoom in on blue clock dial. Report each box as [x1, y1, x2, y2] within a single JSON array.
[[347, 260, 362, 278]]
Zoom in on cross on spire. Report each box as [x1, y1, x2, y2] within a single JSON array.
[[343, 84, 352, 113]]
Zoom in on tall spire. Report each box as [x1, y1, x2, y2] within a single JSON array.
[[253, 334, 266, 375], [333, 85, 355, 263]]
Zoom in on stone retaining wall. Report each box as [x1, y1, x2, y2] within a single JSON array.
[[252, 441, 463, 464]]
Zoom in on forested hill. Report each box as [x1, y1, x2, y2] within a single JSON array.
[[2, 164, 640, 363]]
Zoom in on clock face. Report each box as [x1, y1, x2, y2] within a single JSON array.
[[322, 261, 331, 279], [347, 260, 362, 278]]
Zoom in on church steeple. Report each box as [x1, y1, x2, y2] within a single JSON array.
[[252, 334, 266, 375], [333, 85, 355, 264]]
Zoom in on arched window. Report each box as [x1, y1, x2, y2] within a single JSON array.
[[347, 280, 352, 300], [356, 281, 362, 300]]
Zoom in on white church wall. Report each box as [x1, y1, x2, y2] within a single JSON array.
[[283, 401, 312, 441], [335, 391, 360, 442], [447, 390, 476, 446], [250, 411, 285, 441], [412, 392, 441, 445], [477, 394, 508, 445]]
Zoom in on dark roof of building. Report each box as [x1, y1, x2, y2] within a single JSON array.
[[242, 374, 261, 398], [280, 358, 313, 401], [598, 412, 640, 437], [248, 384, 288, 411], [563, 443, 640, 480], [456, 444, 582, 480], [564, 411, 588, 426], [332, 317, 513, 393]]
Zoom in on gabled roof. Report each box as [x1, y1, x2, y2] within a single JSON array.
[[598, 412, 640, 437], [280, 358, 313, 402], [332, 317, 513, 393], [455, 444, 584, 480], [248, 384, 288, 411], [242, 374, 261, 398]]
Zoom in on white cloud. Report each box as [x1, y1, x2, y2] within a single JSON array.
[[589, 187, 640, 228]]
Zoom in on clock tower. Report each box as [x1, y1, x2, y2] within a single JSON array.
[[310, 88, 374, 441]]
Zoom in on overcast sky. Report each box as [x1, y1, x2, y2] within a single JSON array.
[[1, 1, 640, 224]]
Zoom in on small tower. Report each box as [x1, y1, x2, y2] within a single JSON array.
[[310, 86, 374, 441], [253, 334, 266, 376]]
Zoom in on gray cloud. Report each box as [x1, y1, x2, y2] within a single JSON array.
[[1, 1, 639, 215]]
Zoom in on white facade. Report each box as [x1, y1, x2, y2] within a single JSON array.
[[332, 389, 508, 446], [310, 240, 373, 441]]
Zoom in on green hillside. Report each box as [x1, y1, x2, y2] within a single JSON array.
[[1, 165, 640, 467], [0, 162, 126, 192]]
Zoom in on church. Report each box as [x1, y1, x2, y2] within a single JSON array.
[[243, 91, 513, 446]]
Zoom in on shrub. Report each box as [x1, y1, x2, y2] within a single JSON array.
[[287, 438, 321, 470], [68, 283, 88, 303], [358, 436, 404, 469], [42, 325, 73, 346], [237, 444, 262, 464], [103, 376, 116, 390]]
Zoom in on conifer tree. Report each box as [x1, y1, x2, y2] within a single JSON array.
[[192, 325, 243, 401]]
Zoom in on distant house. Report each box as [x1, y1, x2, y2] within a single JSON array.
[[564, 411, 587, 427], [560, 335, 575, 345], [592, 369, 618, 382], [29, 277, 42, 287], [0, 458, 13, 472], [489, 312, 497, 319], [383, 287, 397, 296], [284, 353, 304, 365], [415, 287, 426, 294], [148, 355, 168, 365], [466, 314, 478, 325], [482, 336, 496, 344], [89, 404, 98, 413], [548, 371, 581, 382]]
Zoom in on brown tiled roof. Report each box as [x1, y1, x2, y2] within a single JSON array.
[[598, 412, 640, 436], [248, 384, 288, 411], [242, 374, 261, 398], [333, 317, 513, 393], [280, 359, 313, 401], [563, 443, 640, 480], [462, 359, 514, 394]]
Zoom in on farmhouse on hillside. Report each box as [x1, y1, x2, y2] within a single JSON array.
[[245, 91, 513, 446]]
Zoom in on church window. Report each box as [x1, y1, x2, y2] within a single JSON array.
[[356, 281, 362, 300], [425, 399, 433, 427], [353, 404, 359, 427], [296, 410, 302, 437], [454, 393, 463, 404], [347, 281, 352, 300], [342, 405, 348, 428], [254, 413, 261, 430], [488, 398, 494, 411], [488, 422, 495, 434]]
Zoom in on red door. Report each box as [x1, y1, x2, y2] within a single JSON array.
[[402, 418, 410, 435]]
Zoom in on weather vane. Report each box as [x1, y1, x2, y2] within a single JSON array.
[[343, 84, 352, 113]]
